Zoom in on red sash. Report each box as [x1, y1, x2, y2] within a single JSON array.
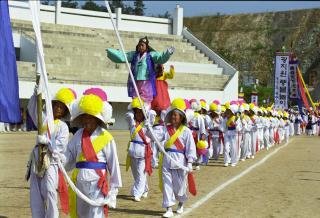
[[136, 123, 153, 176], [166, 125, 197, 196], [167, 125, 185, 150], [81, 129, 109, 216]]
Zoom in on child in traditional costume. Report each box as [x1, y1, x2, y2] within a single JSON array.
[[151, 64, 175, 111], [223, 101, 241, 167], [151, 110, 166, 168], [27, 87, 77, 217], [188, 99, 206, 170], [107, 37, 175, 108], [64, 88, 122, 218], [125, 97, 156, 202], [207, 101, 224, 160], [159, 98, 197, 218], [239, 103, 252, 161]]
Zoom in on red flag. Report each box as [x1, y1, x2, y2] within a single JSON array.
[[297, 71, 310, 110], [58, 170, 69, 214], [188, 173, 197, 196]]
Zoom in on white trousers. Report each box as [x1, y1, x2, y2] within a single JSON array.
[[76, 177, 105, 218], [263, 128, 270, 149], [269, 128, 275, 146], [30, 164, 59, 218], [240, 132, 251, 159], [250, 131, 257, 156], [258, 128, 264, 149], [224, 134, 238, 165], [151, 141, 159, 167], [130, 157, 148, 198], [294, 123, 301, 135], [162, 167, 187, 208], [211, 137, 222, 160], [289, 123, 294, 136]]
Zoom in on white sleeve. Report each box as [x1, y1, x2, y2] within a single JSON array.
[[104, 140, 122, 189], [198, 116, 206, 135], [55, 122, 70, 154], [64, 129, 82, 171], [185, 129, 197, 163], [125, 112, 135, 130]]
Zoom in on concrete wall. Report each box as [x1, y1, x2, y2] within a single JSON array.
[[8, 1, 181, 35]]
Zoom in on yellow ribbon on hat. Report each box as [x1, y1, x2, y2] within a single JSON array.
[[55, 88, 75, 105], [131, 97, 144, 109], [79, 94, 103, 116]]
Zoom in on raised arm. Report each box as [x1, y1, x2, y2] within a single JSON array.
[[164, 65, 175, 80], [106, 48, 135, 63], [150, 47, 174, 64]]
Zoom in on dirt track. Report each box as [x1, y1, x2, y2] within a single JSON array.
[[0, 132, 319, 218]]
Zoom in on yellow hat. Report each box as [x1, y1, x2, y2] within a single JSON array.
[[221, 105, 226, 112], [200, 100, 209, 111], [130, 97, 144, 110], [210, 102, 221, 113], [71, 88, 112, 128], [164, 98, 187, 125], [225, 102, 230, 109], [52, 87, 77, 121]]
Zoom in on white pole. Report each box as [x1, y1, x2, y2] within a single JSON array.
[[55, 0, 61, 24]]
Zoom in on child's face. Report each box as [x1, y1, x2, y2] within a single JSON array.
[[52, 101, 67, 119], [225, 109, 233, 118], [200, 108, 207, 115], [210, 111, 218, 118], [171, 110, 183, 127], [81, 114, 99, 133], [134, 108, 144, 122], [137, 42, 147, 54]]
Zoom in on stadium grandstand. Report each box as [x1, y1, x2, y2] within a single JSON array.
[[9, 1, 238, 129]]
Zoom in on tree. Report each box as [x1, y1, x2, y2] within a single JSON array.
[[61, 0, 78, 8], [41, 0, 54, 6], [81, 0, 101, 12], [157, 11, 171, 18], [134, 0, 145, 16], [110, 0, 124, 12], [123, 5, 135, 15]]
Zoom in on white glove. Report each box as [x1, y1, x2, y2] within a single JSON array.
[[187, 162, 193, 172], [37, 134, 50, 145], [167, 46, 175, 55], [52, 150, 66, 163], [107, 188, 118, 208], [148, 110, 157, 126]]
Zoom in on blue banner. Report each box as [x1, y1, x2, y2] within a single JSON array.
[[0, 0, 21, 123]]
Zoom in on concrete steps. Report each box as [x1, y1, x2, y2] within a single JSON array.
[[13, 19, 229, 91]]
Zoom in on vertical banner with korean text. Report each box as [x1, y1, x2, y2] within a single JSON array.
[[274, 52, 290, 110], [289, 60, 299, 99]]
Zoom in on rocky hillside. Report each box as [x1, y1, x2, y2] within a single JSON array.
[[184, 8, 320, 89]]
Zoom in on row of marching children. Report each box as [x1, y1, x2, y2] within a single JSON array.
[[25, 85, 199, 218], [25, 84, 318, 218]]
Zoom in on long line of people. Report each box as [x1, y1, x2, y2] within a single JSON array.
[[24, 85, 320, 218]]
